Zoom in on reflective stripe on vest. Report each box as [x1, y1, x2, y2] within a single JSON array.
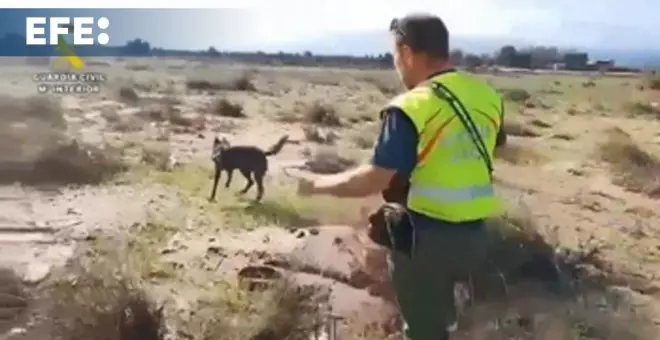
[[409, 183, 494, 202]]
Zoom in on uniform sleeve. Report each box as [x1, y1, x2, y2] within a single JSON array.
[[370, 108, 418, 179]]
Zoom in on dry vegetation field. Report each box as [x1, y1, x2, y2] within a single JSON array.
[[1, 57, 660, 340]]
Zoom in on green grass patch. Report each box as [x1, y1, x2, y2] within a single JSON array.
[[141, 163, 364, 230]]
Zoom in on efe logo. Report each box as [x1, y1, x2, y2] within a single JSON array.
[[25, 17, 110, 46]]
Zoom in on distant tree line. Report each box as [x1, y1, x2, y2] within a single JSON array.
[[449, 45, 639, 72], [0, 33, 640, 72], [449, 45, 585, 70]]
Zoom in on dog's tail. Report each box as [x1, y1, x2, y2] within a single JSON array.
[[263, 135, 289, 156]]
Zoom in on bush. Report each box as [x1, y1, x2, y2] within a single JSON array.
[[452, 200, 658, 339], [186, 73, 256, 92], [195, 279, 327, 340], [210, 98, 246, 118], [596, 127, 660, 197], [0, 137, 128, 186], [626, 101, 660, 118], [0, 94, 66, 129], [501, 88, 531, 103], [0, 267, 29, 334], [303, 146, 359, 174], [41, 241, 164, 340], [119, 86, 140, 104], [304, 102, 342, 126]]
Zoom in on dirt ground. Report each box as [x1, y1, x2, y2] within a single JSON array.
[[1, 57, 660, 339]]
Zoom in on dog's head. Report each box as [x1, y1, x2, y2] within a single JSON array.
[[212, 136, 230, 159]]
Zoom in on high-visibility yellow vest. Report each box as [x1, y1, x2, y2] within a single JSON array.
[[387, 71, 503, 222]]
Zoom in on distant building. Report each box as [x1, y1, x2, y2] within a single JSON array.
[[511, 52, 532, 69], [592, 60, 615, 72], [551, 62, 566, 71], [564, 53, 589, 71]]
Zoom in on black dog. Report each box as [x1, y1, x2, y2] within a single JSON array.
[[209, 135, 289, 202]]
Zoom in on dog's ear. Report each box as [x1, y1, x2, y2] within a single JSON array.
[[213, 136, 220, 144]]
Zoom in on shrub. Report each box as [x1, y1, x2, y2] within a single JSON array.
[[596, 127, 660, 197], [211, 98, 246, 118], [501, 88, 531, 103], [304, 102, 342, 126]]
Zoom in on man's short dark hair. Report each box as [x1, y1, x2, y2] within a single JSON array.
[[389, 13, 449, 59]]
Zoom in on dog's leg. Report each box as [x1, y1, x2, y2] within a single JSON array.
[[209, 167, 221, 202], [254, 170, 265, 202], [238, 169, 254, 194], [224, 169, 234, 188]]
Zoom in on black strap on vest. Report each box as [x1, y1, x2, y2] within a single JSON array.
[[429, 81, 494, 180]]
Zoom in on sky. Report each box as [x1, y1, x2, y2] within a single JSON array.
[[6, 0, 659, 52]]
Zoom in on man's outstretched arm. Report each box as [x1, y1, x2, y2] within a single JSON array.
[[310, 108, 418, 198]]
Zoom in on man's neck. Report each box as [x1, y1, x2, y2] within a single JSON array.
[[411, 62, 454, 88], [423, 63, 454, 80]]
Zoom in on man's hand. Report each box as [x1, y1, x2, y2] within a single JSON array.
[[294, 164, 395, 199]]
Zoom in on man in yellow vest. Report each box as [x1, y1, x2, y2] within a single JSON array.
[[297, 13, 505, 340]]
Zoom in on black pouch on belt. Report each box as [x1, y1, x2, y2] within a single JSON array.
[[367, 203, 415, 257]]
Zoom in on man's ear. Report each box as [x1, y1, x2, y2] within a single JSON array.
[[400, 44, 415, 69]]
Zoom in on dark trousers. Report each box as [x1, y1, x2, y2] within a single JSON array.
[[387, 215, 489, 340]]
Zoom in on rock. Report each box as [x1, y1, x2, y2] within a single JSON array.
[[206, 246, 223, 255], [20, 262, 51, 284], [294, 230, 307, 239], [8, 327, 27, 335]]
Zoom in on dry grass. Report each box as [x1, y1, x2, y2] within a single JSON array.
[[186, 73, 256, 92], [626, 101, 660, 118], [302, 125, 339, 145], [349, 124, 380, 149], [27, 140, 128, 185], [188, 279, 328, 340], [449, 199, 658, 339], [109, 115, 145, 133], [596, 127, 660, 197], [211, 98, 247, 118], [646, 72, 660, 90], [25, 207, 332, 340], [359, 74, 402, 96], [44, 271, 164, 340], [137, 102, 203, 130], [304, 102, 343, 126], [0, 94, 128, 185], [495, 142, 548, 165], [303, 146, 361, 174], [0, 268, 30, 334], [119, 86, 140, 105], [145, 163, 364, 229], [501, 120, 542, 138], [0, 94, 66, 129], [37, 221, 176, 340], [500, 88, 532, 103], [140, 142, 173, 171]]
